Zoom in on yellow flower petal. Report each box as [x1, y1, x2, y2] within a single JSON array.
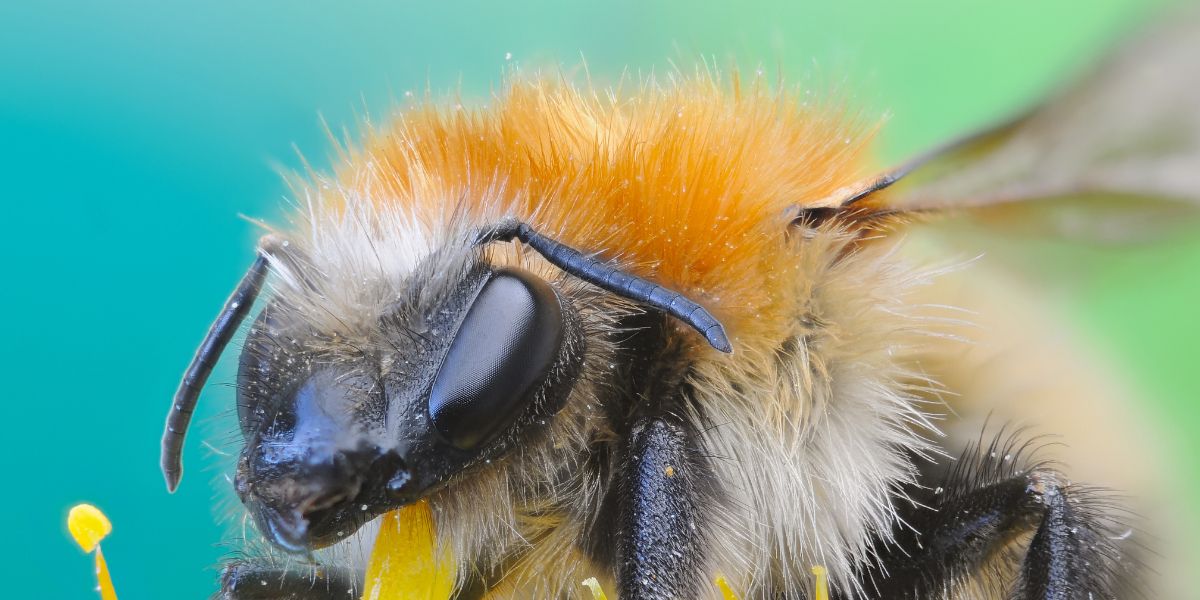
[[68, 504, 112, 553], [361, 500, 456, 600]]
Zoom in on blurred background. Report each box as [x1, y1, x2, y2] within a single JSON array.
[[1, 0, 1195, 597]]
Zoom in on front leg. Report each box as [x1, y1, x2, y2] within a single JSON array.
[[615, 414, 715, 600], [217, 561, 359, 600], [864, 439, 1143, 599]]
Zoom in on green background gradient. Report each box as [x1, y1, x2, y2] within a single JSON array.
[[1, 1, 1194, 597]]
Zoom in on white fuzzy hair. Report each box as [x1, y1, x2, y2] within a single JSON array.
[[688, 234, 956, 598]]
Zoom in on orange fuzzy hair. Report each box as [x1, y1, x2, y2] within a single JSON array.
[[328, 72, 878, 350]]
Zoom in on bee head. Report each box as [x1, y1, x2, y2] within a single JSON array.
[[161, 220, 728, 554], [233, 262, 579, 552]]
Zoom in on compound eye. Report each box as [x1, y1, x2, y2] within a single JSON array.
[[428, 268, 564, 450], [237, 308, 284, 437]]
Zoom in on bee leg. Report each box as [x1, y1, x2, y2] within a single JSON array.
[[216, 561, 359, 600], [869, 469, 1139, 599], [614, 414, 714, 600]]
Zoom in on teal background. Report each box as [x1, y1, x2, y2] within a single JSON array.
[[2, 0, 1195, 597]]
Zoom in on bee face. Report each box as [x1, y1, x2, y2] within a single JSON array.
[[232, 256, 583, 552]]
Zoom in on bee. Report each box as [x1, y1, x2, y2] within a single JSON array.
[[162, 10, 1198, 600]]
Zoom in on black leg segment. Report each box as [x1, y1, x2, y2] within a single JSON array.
[[614, 415, 714, 600], [217, 561, 359, 600], [1017, 472, 1135, 600]]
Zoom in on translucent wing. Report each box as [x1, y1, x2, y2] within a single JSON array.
[[884, 8, 1200, 240]]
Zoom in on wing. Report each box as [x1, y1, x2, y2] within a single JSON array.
[[869, 7, 1200, 240]]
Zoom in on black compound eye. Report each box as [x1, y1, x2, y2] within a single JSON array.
[[428, 268, 564, 450], [237, 308, 290, 437]]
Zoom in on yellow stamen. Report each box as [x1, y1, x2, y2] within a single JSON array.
[[68, 503, 118, 600], [581, 577, 609, 600], [811, 565, 829, 600], [93, 549, 117, 600], [361, 500, 456, 600], [68, 504, 111, 553], [714, 575, 740, 599]]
